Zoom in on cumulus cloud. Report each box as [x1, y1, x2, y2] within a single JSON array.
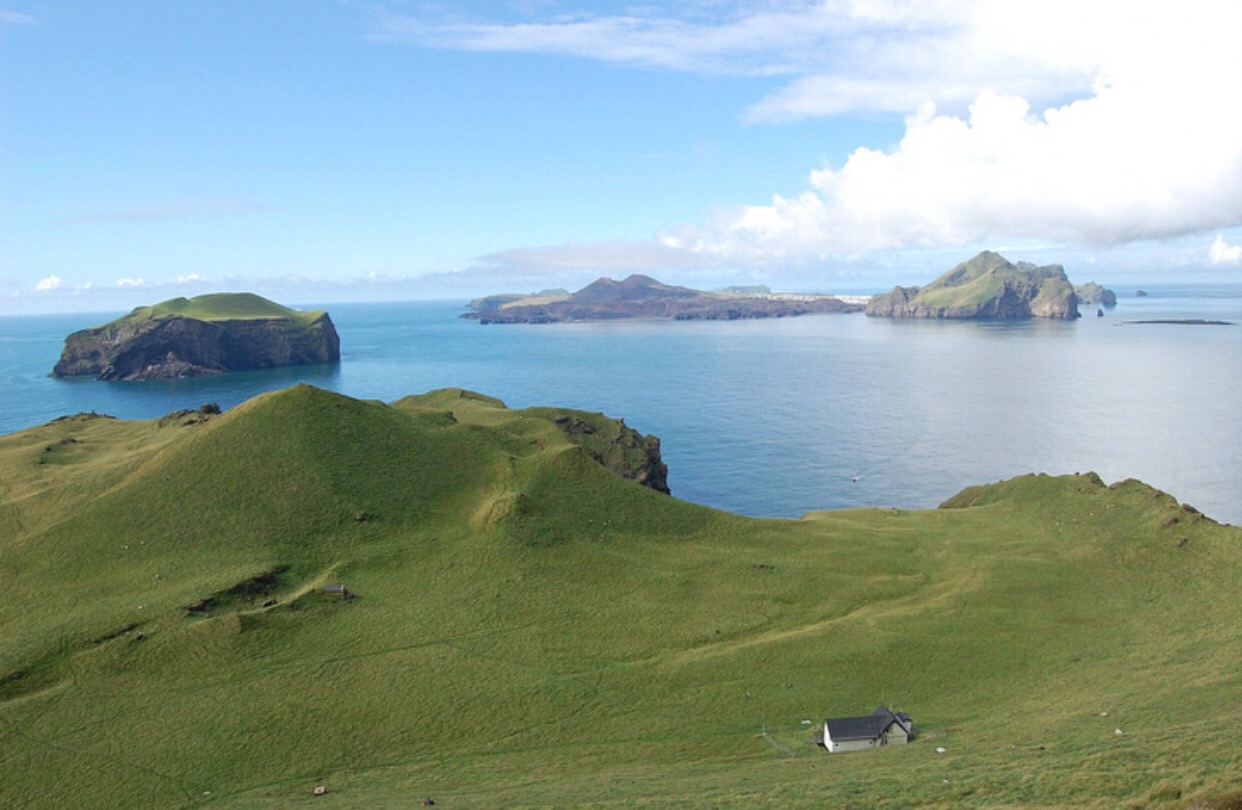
[[35, 275, 62, 291], [116, 277, 145, 287], [176, 272, 205, 283], [383, 0, 1242, 265], [1209, 235, 1242, 265], [666, 2, 1242, 258], [668, 83, 1242, 257]]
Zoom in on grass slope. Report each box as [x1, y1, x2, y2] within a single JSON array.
[[133, 293, 323, 324], [1, 386, 1239, 809]]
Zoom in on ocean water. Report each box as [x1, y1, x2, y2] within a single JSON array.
[[2, 287, 1240, 524]]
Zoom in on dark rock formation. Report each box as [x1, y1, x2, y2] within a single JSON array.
[[550, 413, 670, 494], [52, 293, 340, 381], [464, 274, 863, 323], [866, 251, 1080, 320]]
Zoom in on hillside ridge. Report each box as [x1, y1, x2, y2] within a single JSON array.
[[1, 386, 1239, 809]]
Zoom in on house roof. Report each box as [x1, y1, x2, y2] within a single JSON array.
[[825, 705, 908, 742]]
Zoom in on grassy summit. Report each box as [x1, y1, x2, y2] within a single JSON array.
[[134, 292, 325, 325], [1, 386, 1239, 808]]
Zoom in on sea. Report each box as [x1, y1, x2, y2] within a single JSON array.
[[2, 286, 1240, 525]]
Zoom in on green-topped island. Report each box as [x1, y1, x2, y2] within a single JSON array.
[[51, 293, 340, 381]]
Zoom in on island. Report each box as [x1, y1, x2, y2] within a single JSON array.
[[51, 293, 340, 381], [463, 274, 864, 323], [1074, 281, 1117, 307], [866, 251, 1089, 320]]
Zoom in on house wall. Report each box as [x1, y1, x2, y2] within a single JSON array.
[[884, 726, 909, 745], [826, 737, 877, 753]]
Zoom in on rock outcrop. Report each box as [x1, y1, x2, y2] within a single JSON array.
[[52, 293, 340, 381], [866, 251, 1080, 320], [1075, 282, 1117, 307], [465, 274, 863, 323], [550, 413, 670, 494]]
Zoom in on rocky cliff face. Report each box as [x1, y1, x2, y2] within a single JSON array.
[[53, 302, 340, 381], [866, 251, 1080, 320]]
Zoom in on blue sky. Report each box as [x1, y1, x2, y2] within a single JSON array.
[[3, 1, 1242, 314]]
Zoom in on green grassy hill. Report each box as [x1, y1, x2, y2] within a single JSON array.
[[1, 386, 1238, 809]]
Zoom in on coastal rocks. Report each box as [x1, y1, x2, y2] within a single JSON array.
[[52, 293, 340, 381], [866, 251, 1080, 320], [552, 413, 670, 494]]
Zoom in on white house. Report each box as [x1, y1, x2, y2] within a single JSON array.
[[822, 705, 913, 753]]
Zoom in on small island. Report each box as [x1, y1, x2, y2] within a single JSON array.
[[1074, 281, 1117, 307], [51, 293, 340, 381], [463, 274, 864, 324], [866, 251, 1112, 321]]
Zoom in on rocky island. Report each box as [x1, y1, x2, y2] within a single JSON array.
[[1074, 281, 1117, 307], [52, 293, 340, 381], [464, 274, 863, 324], [866, 251, 1104, 320]]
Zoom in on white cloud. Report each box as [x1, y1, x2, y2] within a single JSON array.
[[385, 0, 1242, 266], [669, 79, 1242, 257], [671, 1, 1242, 259], [176, 273, 205, 283], [375, 4, 833, 77], [376, 1, 1092, 120], [0, 11, 37, 25], [35, 275, 62, 291], [117, 277, 145, 287], [1209, 235, 1242, 265]]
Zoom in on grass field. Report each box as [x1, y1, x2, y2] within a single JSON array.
[[1, 385, 1239, 808], [129, 292, 325, 324]]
